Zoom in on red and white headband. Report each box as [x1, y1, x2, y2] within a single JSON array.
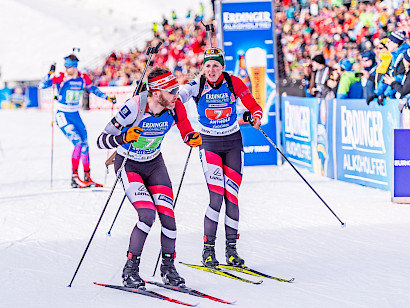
[[148, 72, 178, 92]]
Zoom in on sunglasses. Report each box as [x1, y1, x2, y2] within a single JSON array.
[[163, 86, 179, 95], [204, 48, 223, 57]]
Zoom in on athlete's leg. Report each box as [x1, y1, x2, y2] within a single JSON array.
[[70, 114, 90, 173], [72, 143, 81, 173], [223, 148, 243, 237], [199, 148, 225, 237], [115, 155, 156, 256], [145, 155, 184, 285], [55, 111, 83, 173], [145, 157, 176, 254], [222, 138, 245, 266]]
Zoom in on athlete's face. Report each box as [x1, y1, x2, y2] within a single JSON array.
[[157, 90, 179, 109], [65, 66, 78, 77], [204, 60, 223, 82]]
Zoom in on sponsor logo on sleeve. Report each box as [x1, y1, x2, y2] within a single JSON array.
[[120, 106, 131, 119]]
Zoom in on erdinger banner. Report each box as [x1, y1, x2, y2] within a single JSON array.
[[334, 99, 400, 190], [216, 0, 278, 166], [281, 96, 319, 172]]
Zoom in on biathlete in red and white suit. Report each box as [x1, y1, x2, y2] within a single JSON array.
[[178, 47, 262, 268], [97, 68, 202, 288]]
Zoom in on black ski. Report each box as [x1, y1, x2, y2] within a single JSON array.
[[93, 282, 197, 306], [218, 264, 295, 283], [146, 280, 235, 304]]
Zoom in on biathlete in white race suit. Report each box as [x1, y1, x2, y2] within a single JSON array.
[[39, 54, 117, 188], [178, 47, 262, 268], [97, 67, 202, 288]]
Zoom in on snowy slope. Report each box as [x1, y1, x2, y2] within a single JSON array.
[[0, 0, 212, 82], [1, 109, 410, 307]]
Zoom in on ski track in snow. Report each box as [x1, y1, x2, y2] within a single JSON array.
[[1, 109, 410, 307]]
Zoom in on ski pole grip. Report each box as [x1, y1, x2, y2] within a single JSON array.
[[146, 47, 152, 55], [153, 41, 162, 53], [243, 111, 253, 124]]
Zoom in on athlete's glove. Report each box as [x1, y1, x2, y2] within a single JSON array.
[[185, 132, 202, 147], [123, 126, 142, 143], [366, 93, 377, 105], [107, 96, 117, 104], [49, 63, 56, 75], [243, 111, 261, 128]]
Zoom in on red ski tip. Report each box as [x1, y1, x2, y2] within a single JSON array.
[[93, 282, 106, 287]]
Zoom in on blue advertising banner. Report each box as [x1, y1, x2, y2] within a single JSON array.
[[281, 96, 319, 172], [217, 0, 277, 166], [333, 99, 400, 190], [392, 129, 410, 201]]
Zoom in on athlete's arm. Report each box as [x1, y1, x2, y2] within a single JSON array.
[[38, 73, 64, 89], [178, 78, 200, 104], [97, 98, 140, 149], [82, 72, 109, 99], [174, 99, 195, 142]]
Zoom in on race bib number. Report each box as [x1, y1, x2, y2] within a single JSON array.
[[132, 135, 164, 149], [205, 107, 232, 120], [66, 90, 83, 103]]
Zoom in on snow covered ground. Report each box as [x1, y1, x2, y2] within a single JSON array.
[[0, 0, 213, 82], [1, 109, 410, 307]]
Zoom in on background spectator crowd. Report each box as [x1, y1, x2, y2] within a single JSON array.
[[86, 6, 209, 87], [276, 0, 410, 102]]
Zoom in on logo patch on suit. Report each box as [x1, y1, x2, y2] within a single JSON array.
[[119, 106, 131, 119]]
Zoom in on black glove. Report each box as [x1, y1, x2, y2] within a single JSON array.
[[377, 95, 385, 106], [49, 63, 56, 75], [243, 111, 252, 123], [366, 93, 377, 105]]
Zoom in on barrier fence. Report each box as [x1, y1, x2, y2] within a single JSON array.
[[280, 95, 410, 192]]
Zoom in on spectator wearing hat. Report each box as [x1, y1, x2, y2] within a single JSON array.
[[360, 50, 377, 99], [384, 48, 410, 99], [372, 31, 409, 103], [366, 39, 392, 104], [336, 58, 363, 99], [308, 54, 330, 98]]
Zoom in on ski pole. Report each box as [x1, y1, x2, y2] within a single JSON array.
[[107, 194, 127, 236], [243, 111, 345, 227], [152, 147, 193, 277], [68, 42, 162, 287], [50, 77, 57, 190], [201, 21, 215, 47]]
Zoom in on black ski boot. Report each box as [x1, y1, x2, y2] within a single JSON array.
[[160, 252, 185, 286], [202, 235, 219, 268], [225, 234, 245, 266], [122, 252, 145, 288]]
